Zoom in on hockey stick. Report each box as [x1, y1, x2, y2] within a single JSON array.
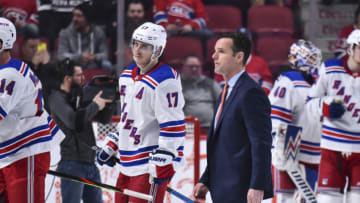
[[287, 168, 317, 203], [93, 145, 194, 202], [47, 170, 152, 201], [166, 187, 195, 203]]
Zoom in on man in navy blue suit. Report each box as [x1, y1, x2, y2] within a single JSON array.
[[191, 32, 273, 203]]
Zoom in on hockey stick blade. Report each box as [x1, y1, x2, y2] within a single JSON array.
[[47, 170, 152, 201], [166, 187, 195, 203], [287, 169, 317, 203]]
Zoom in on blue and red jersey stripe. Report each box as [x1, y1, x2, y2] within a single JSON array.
[[159, 120, 186, 137], [271, 105, 292, 123]]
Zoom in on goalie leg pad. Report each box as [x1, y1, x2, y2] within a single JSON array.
[[272, 166, 296, 193], [303, 164, 319, 191], [317, 191, 343, 203]]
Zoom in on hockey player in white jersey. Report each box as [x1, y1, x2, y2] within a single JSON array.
[[269, 39, 323, 202], [97, 22, 185, 203], [307, 29, 360, 203], [0, 17, 64, 202]]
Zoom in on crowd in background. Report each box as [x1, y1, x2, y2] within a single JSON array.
[[1, 0, 359, 144], [1, 0, 360, 202]]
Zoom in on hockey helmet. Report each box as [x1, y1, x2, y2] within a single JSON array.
[[0, 17, 16, 51], [347, 29, 360, 56], [288, 39, 322, 77], [131, 22, 167, 57], [347, 29, 360, 46]]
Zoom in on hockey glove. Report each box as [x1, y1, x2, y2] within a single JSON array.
[[96, 133, 119, 167], [149, 149, 176, 185], [322, 97, 345, 119]]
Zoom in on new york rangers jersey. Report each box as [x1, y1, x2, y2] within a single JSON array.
[[307, 58, 360, 152], [0, 59, 64, 168], [117, 62, 185, 176], [269, 71, 322, 164]]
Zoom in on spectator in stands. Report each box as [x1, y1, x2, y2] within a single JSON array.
[[214, 28, 274, 95], [48, 59, 112, 203], [121, 0, 147, 67], [153, 0, 213, 40], [21, 33, 50, 70], [181, 54, 221, 133], [20, 31, 58, 112], [58, 2, 112, 71], [334, 4, 360, 59], [37, 0, 86, 52], [0, 0, 39, 35], [125, 0, 146, 43]]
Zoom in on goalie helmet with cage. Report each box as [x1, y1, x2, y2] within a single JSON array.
[[131, 22, 167, 58], [288, 39, 322, 77], [346, 29, 360, 56], [0, 17, 16, 51]]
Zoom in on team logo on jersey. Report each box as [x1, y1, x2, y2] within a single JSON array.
[[332, 80, 360, 123]]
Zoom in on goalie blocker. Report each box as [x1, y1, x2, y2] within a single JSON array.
[[272, 123, 317, 203]]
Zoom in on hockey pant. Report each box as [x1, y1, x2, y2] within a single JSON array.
[[317, 148, 360, 203], [0, 152, 50, 203], [115, 172, 170, 203]]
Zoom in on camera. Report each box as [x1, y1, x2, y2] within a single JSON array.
[[81, 75, 119, 124]]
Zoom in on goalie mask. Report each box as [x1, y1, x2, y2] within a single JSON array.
[[288, 39, 322, 78], [0, 17, 16, 51], [131, 22, 167, 59]]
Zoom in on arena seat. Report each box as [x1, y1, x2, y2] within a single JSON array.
[[205, 5, 242, 33], [255, 36, 297, 74], [162, 36, 203, 71], [247, 5, 294, 37]]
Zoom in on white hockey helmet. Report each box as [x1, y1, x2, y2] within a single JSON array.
[[288, 39, 322, 77], [131, 22, 167, 58], [347, 29, 360, 55], [0, 17, 16, 51]]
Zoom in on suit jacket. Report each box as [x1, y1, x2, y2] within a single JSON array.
[[199, 72, 273, 202]]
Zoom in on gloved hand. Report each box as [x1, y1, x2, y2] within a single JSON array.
[[322, 97, 345, 119], [96, 133, 119, 167], [148, 149, 176, 185], [96, 145, 118, 167]]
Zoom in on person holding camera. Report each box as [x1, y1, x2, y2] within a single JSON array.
[[48, 59, 112, 203]]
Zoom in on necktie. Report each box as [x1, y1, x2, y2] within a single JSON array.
[[216, 83, 229, 125]]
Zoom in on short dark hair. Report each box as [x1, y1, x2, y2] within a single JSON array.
[[74, 2, 94, 23], [126, 0, 145, 11], [183, 54, 200, 63], [23, 30, 40, 45], [56, 58, 80, 82], [218, 32, 251, 66]]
